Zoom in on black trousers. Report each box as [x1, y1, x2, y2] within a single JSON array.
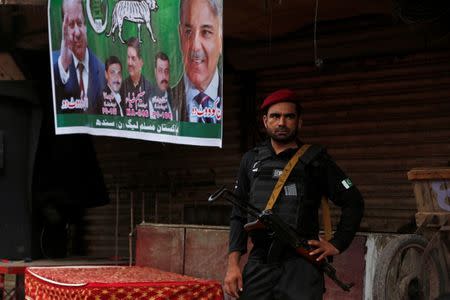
[[239, 256, 324, 300]]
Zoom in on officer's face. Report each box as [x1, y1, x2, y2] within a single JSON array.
[[263, 102, 300, 143]]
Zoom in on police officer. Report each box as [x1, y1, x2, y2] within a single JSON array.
[[224, 89, 364, 299]]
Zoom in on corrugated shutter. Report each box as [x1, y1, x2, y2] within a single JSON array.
[[254, 51, 450, 233], [84, 74, 244, 258]]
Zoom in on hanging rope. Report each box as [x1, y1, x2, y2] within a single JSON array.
[[313, 0, 323, 68]]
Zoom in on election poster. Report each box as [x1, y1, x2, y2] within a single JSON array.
[[49, 0, 223, 147]]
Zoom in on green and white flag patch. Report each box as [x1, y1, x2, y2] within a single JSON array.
[[341, 178, 353, 189]]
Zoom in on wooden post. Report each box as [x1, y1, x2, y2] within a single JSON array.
[[129, 191, 134, 266], [114, 185, 119, 265]]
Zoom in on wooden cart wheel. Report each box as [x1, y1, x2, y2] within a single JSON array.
[[420, 232, 450, 299], [373, 234, 428, 300]]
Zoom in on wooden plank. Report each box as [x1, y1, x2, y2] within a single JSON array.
[[407, 168, 450, 180]]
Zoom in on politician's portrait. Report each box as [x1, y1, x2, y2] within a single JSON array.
[[172, 0, 223, 123]]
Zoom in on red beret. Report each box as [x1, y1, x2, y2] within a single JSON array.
[[260, 89, 298, 110]]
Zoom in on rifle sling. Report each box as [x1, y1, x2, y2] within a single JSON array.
[[264, 144, 311, 210], [321, 196, 332, 241]]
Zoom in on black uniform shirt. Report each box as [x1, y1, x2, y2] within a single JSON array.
[[229, 140, 364, 256]]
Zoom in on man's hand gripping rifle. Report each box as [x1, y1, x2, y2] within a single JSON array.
[[209, 187, 354, 292]]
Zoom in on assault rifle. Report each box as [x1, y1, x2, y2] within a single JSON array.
[[208, 187, 354, 292]]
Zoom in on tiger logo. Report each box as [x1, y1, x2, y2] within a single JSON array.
[[106, 0, 159, 43]]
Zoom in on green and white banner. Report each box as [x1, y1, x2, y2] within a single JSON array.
[[49, 0, 223, 147]]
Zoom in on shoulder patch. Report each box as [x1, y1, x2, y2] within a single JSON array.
[[252, 161, 260, 172], [272, 169, 283, 179], [341, 178, 353, 189]]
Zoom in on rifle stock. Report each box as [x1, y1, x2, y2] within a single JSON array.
[[294, 245, 319, 265], [244, 219, 320, 265], [243, 219, 266, 231], [209, 187, 354, 292]]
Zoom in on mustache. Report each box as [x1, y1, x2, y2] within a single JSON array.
[[112, 81, 121, 85], [189, 50, 206, 60], [160, 79, 168, 85]]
